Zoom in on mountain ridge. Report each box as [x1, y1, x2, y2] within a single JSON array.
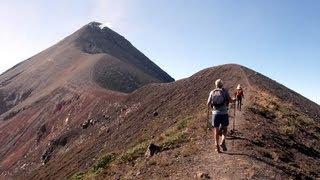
[[1, 64, 319, 179], [18, 64, 319, 179]]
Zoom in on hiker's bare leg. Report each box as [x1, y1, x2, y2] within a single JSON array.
[[214, 127, 219, 145], [219, 126, 228, 151], [221, 127, 227, 143], [214, 127, 221, 152]]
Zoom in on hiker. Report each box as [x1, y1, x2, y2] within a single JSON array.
[[235, 84, 244, 111], [207, 79, 234, 153]]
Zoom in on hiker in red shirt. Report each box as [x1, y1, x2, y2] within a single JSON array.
[[235, 84, 244, 111]]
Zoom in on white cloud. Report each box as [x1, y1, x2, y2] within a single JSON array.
[[99, 22, 112, 29], [91, 0, 133, 29]]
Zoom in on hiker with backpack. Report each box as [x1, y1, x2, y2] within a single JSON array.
[[207, 79, 234, 153], [235, 84, 244, 111]]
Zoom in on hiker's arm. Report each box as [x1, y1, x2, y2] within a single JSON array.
[[229, 95, 236, 103], [207, 101, 211, 108], [206, 101, 210, 119], [207, 91, 212, 107]]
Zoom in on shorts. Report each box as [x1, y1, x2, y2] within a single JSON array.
[[211, 114, 229, 128]]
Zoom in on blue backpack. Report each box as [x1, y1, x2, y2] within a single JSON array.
[[211, 88, 226, 108]]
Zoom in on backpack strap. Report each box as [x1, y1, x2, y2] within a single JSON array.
[[221, 88, 228, 105]]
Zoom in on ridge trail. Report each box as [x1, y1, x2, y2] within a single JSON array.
[[187, 66, 268, 179]]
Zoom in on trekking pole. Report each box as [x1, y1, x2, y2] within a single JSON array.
[[233, 100, 236, 132], [205, 107, 209, 146]]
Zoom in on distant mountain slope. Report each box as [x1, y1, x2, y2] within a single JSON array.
[[0, 21, 174, 115], [0, 21, 174, 178], [73, 22, 174, 91]]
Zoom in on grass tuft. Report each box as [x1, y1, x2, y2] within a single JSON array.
[[249, 103, 276, 119], [70, 171, 86, 180], [176, 116, 193, 130], [119, 142, 148, 162], [92, 153, 116, 173], [159, 131, 188, 150]]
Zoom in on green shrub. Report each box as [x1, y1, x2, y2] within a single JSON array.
[[280, 107, 297, 119], [92, 153, 115, 173], [277, 106, 297, 134], [159, 132, 188, 150], [70, 171, 85, 180], [176, 116, 193, 130], [288, 117, 296, 127], [120, 142, 147, 162], [298, 115, 315, 126], [249, 104, 276, 119], [279, 124, 296, 135], [267, 100, 277, 106]]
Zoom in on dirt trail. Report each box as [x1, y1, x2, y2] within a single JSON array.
[[188, 68, 271, 179]]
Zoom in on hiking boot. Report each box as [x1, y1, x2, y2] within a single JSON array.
[[220, 141, 227, 151]]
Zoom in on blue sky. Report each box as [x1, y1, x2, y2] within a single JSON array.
[[0, 0, 319, 105]]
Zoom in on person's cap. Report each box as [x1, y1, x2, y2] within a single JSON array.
[[215, 79, 223, 88], [237, 84, 242, 89]]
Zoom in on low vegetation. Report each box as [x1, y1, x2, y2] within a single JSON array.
[[176, 116, 193, 130], [119, 142, 148, 162], [70, 153, 116, 179], [92, 153, 116, 173], [157, 116, 192, 150], [245, 91, 320, 179], [70, 171, 86, 180], [249, 97, 308, 136], [159, 131, 189, 150], [70, 116, 194, 179], [248, 103, 276, 120]]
